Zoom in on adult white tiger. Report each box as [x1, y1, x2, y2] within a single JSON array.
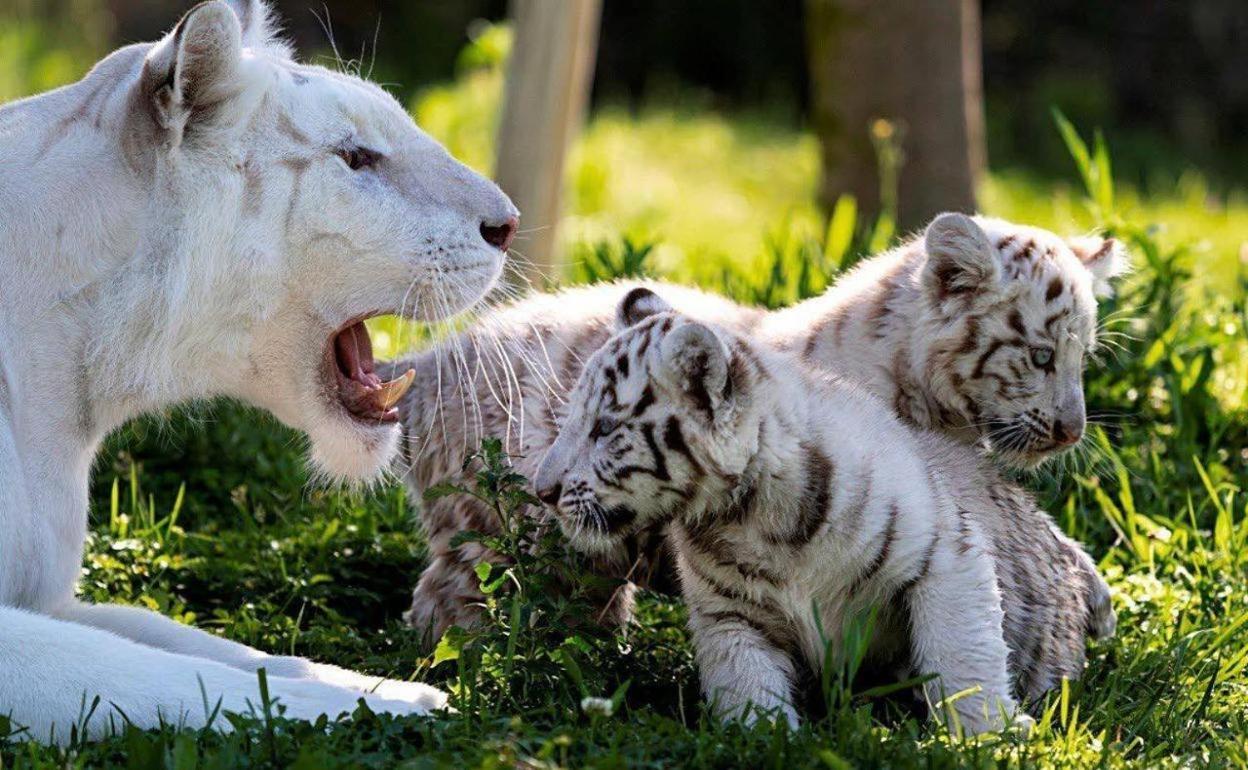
[[0, 0, 516, 742]]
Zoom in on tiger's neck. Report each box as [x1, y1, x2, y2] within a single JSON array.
[[0, 47, 256, 440], [690, 379, 822, 546], [766, 244, 970, 437]]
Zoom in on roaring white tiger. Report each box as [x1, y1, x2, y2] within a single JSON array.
[[392, 213, 1121, 666], [532, 292, 1098, 731], [0, 0, 517, 741]]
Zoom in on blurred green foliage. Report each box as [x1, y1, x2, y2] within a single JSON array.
[[0, 0, 109, 104]]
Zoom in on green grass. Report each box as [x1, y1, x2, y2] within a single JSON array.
[[5, 24, 1248, 770]]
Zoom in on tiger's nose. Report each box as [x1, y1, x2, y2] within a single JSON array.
[[1052, 419, 1083, 447], [479, 216, 518, 252], [535, 481, 562, 507]]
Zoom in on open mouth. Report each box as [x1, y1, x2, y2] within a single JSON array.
[[327, 317, 415, 424]]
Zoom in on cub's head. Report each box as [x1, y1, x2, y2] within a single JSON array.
[[918, 213, 1127, 467], [121, 1, 516, 479], [533, 289, 764, 560]]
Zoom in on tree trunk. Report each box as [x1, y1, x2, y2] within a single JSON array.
[[806, 0, 985, 232], [494, 0, 602, 284]]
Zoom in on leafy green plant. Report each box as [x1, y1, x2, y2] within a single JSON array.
[[569, 237, 659, 285], [422, 439, 632, 719]]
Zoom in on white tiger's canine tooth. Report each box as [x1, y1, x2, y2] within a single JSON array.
[[377, 368, 415, 410]]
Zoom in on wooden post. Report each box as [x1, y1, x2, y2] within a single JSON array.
[[494, 0, 602, 283]]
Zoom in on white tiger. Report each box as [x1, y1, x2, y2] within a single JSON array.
[[533, 291, 1055, 733], [394, 213, 1119, 662], [0, 0, 516, 742]]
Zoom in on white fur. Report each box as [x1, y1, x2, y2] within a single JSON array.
[[0, 0, 514, 742], [535, 311, 1027, 734]]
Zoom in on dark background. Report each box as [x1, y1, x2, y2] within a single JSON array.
[[35, 0, 1248, 188]]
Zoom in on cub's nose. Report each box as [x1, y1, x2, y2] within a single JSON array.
[[1052, 419, 1083, 447], [479, 216, 518, 252], [535, 481, 562, 507]]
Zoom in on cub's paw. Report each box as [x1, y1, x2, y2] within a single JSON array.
[[1088, 590, 1117, 640]]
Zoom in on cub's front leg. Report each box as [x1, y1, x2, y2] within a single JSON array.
[[681, 558, 799, 727], [688, 606, 800, 727], [905, 516, 1027, 736]]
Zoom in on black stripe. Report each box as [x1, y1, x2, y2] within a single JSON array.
[[851, 503, 898, 593], [701, 609, 800, 664], [896, 532, 938, 597], [768, 445, 834, 546], [972, 338, 1004, 379], [603, 505, 637, 532], [663, 416, 703, 476], [1008, 310, 1027, 337], [1045, 277, 1063, 302], [684, 530, 784, 586], [632, 385, 655, 417], [641, 421, 670, 481], [683, 554, 774, 613]]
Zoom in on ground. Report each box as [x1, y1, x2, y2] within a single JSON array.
[[3, 25, 1248, 770]]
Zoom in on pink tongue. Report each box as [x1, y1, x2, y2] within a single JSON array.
[[335, 322, 380, 387]]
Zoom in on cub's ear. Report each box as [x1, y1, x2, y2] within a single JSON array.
[[142, 1, 246, 141], [922, 212, 1000, 300], [658, 322, 730, 416], [1069, 236, 1129, 297], [616, 286, 674, 330]]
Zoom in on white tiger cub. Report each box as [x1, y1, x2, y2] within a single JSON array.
[[533, 294, 1043, 733], [394, 214, 1119, 664]]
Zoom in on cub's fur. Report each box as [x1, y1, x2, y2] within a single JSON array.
[[533, 297, 1101, 730], [393, 214, 1119, 675]]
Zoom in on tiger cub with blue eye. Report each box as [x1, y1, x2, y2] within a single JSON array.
[[534, 289, 1111, 728], [393, 212, 1119, 681]]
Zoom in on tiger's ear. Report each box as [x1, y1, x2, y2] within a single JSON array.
[[142, 1, 247, 143], [922, 213, 1001, 300], [616, 286, 674, 330], [1069, 236, 1129, 297], [658, 322, 730, 416], [225, 0, 290, 56]]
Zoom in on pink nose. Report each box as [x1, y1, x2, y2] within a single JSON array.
[[1052, 419, 1082, 446], [479, 216, 518, 252]]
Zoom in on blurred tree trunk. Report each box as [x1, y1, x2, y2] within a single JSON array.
[[806, 0, 986, 232], [494, 0, 602, 284]]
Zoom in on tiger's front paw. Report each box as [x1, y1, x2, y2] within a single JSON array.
[[1088, 590, 1117, 640], [368, 679, 451, 711]]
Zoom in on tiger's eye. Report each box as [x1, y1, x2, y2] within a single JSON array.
[[1030, 347, 1054, 367], [337, 146, 379, 171]]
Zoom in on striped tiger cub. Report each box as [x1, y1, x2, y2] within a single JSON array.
[[533, 289, 1108, 730], [390, 213, 1120, 666]]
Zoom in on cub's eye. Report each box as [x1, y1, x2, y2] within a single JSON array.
[[1030, 347, 1054, 368], [591, 416, 620, 439], [336, 146, 380, 171]]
